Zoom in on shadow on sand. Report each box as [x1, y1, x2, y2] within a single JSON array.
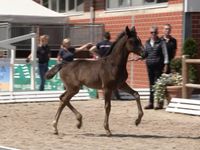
[[82, 133, 200, 140]]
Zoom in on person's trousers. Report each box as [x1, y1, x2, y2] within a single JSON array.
[[38, 63, 48, 91], [147, 63, 163, 104], [113, 89, 121, 100]]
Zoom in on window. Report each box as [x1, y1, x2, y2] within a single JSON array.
[[157, 0, 168, 3], [43, 0, 83, 13], [77, 0, 84, 11], [59, 0, 66, 13], [51, 0, 57, 11], [43, 0, 49, 8], [106, 0, 168, 9], [145, 0, 168, 4], [119, 0, 131, 7], [68, 0, 75, 11]]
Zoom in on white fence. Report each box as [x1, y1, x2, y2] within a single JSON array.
[[0, 33, 37, 91]]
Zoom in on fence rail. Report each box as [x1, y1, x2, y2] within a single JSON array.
[[182, 55, 200, 98]]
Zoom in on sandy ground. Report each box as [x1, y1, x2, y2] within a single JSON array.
[[0, 99, 199, 150]]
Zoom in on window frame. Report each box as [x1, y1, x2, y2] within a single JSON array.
[[106, 0, 168, 10], [43, 0, 84, 13]]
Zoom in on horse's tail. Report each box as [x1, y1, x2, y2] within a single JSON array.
[[45, 63, 63, 79]]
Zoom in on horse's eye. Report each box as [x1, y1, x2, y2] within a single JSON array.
[[129, 40, 134, 45]]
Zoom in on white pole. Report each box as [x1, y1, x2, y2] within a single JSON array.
[[9, 48, 15, 92], [30, 37, 37, 90]]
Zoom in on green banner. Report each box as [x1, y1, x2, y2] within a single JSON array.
[[14, 60, 63, 91], [13, 60, 97, 98]]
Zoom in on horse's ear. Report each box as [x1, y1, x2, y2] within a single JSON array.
[[131, 26, 137, 36], [125, 26, 131, 37], [131, 26, 136, 31]]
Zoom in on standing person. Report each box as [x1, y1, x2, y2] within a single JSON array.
[[90, 32, 121, 100], [89, 32, 112, 58], [57, 38, 92, 63], [142, 26, 169, 109], [153, 24, 177, 109], [161, 24, 177, 74], [27, 35, 51, 91]]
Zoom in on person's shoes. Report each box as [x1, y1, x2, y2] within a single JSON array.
[[154, 105, 163, 110], [112, 96, 122, 100], [154, 102, 164, 110], [144, 104, 154, 109]]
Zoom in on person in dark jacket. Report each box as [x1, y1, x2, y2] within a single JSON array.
[[89, 32, 112, 58], [142, 26, 169, 109], [57, 38, 92, 63], [89, 32, 121, 100], [27, 35, 51, 91], [161, 24, 177, 74]]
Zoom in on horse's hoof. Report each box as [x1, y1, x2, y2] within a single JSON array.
[[76, 121, 82, 129], [52, 121, 58, 134], [106, 130, 112, 137], [53, 127, 59, 135], [135, 118, 141, 126], [54, 131, 59, 135]]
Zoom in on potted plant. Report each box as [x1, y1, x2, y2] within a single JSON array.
[[154, 72, 183, 105]]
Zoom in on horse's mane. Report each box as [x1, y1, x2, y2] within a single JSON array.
[[106, 31, 125, 56]]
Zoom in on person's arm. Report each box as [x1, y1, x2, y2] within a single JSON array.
[[89, 45, 97, 52], [26, 53, 31, 63], [161, 41, 169, 73], [89, 45, 101, 59], [128, 56, 143, 61], [48, 53, 51, 59], [75, 43, 93, 52], [57, 50, 62, 63], [140, 43, 148, 59], [171, 38, 177, 59], [47, 46, 51, 59]]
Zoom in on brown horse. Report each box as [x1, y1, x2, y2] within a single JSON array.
[[45, 26, 144, 136]]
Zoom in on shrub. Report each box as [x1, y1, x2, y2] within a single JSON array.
[[182, 38, 198, 83], [170, 58, 182, 74], [182, 38, 198, 58]]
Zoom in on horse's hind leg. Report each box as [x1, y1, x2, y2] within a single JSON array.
[[119, 82, 143, 126], [103, 88, 112, 136], [65, 103, 82, 129]]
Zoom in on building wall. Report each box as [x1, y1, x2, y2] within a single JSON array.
[[169, 0, 183, 4], [191, 13, 200, 53], [191, 12, 200, 83], [36, 0, 184, 88]]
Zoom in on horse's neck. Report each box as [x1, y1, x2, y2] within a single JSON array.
[[109, 36, 129, 69]]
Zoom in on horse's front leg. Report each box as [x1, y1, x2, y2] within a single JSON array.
[[119, 82, 143, 126], [53, 92, 67, 134], [53, 89, 79, 134], [103, 88, 112, 136]]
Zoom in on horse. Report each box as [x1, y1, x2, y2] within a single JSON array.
[[45, 26, 144, 136]]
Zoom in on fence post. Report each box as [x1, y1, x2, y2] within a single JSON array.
[[182, 55, 188, 98], [30, 36, 37, 90], [9, 48, 15, 92]]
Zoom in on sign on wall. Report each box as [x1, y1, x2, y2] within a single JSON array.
[[0, 58, 10, 91]]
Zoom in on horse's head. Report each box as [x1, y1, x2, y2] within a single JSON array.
[[124, 26, 144, 56]]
